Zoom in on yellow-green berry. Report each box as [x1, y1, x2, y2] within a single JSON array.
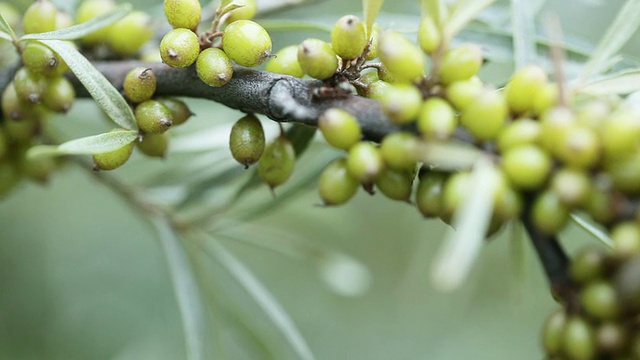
[[160, 28, 200, 68], [164, 0, 201, 30], [124, 67, 157, 103], [135, 100, 173, 134], [108, 11, 153, 56], [378, 30, 426, 83], [196, 48, 234, 87], [258, 136, 296, 189], [23, 0, 57, 34], [266, 46, 304, 78], [318, 108, 361, 150], [438, 44, 483, 85], [229, 114, 265, 168], [331, 15, 367, 60], [297, 38, 338, 80], [318, 157, 359, 206], [137, 133, 169, 158], [222, 20, 272, 67]]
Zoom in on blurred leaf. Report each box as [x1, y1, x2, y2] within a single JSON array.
[[363, 0, 384, 34], [417, 140, 483, 171], [510, 0, 536, 68], [203, 237, 316, 360], [570, 213, 613, 248], [153, 218, 210, 360], [431, 157, 499, 292], [445, 0, 497, 42], [40, 40, 137, 130], [287, 124, 317, 156], [577, 69, 640, 95], [259, 20, 331, 33], [0, 11, 16, 40], [0, 32, 11, 41], [421, 0, 446, 26], [20, 4, 130, 41], [27, 130, 138, 158], [580, 0, 640, 80], [508, 221, 527, 285]]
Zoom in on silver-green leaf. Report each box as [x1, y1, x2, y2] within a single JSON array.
[[0, 10, 16, 40], [445, 0, 497, 42], [510, 0, 536, 68], [27, 130, 138, 158], [578, 69, 640, 95]]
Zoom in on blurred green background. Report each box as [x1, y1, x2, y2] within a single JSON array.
[[1, 0, 638, 359]]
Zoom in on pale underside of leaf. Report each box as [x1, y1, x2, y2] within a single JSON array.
[[27, 130, 138, 159], [0, 11, 16, 40], [422, 0, 446, 27], [416, 140, 484, 171], [570, 213, 613, 248], [444, 0, 498, 42], [577, 69, 640, 95], [510, 0, 537, 68]]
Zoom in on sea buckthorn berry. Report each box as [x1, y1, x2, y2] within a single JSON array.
[[135, 100, 173, 134], [614, 254, 640, 310], [108, 11, 153, 56], [555, 125, 600, 168], [492, 176, 523, 221], [606, 151, 640, 195], [137, 133, 169, 158], [2, 82, 33, 121], [532, 190, 569, 235], [441, 171, 472, 220], [532, 83, 558, 116], [416, 170, 445, 218], [23, 0, 57, 34], [164, 0, 201, 30], [92, 129, 135, 170], [13, 67, 48, 104], [380, 132, 418, 171], [577, 99, 611, 130], [365, 23, 380, 60], [124, 67, 157, 103], [504, 65, 548, 114], [229, 114, 265, 168], [318, 157, 359, 206], [4, 116, 40, 143], [378, 31, 426, 83], [585, 185, 615, 225], [365, 80, 389, 99], [418, 15, 440, 55], [0, 3, 20, 29], [297, 38, 338, 80], [347, 142, 384, 184], [331, 15, 367, 60], [377, 64, 398, 83], [21, 42, 68, 78], [539, 106, 577, 153], [379, 83, 423, 124], [460, 91, 508, 141], [561, 317, 596, 360], [19, 153, 56, 183], [76, 0, 116, 45], [417, 97, 456, 140], [610, 221, 640, 258], [55, 11, 74, 29], [318, 108, 361, 150], [266, 45, 304, 78], [445, 76, 483, 111], [550, 168, 591, 207], [601, 109, 640, 159], [42, 76, 75, 113], [258, 136, 296, 189], [158, 98, 193, 126], [501, 144, 551, 190], [375, 167, 414, 201], [437, 44, 482, 85], [222, 20, 272, 67], [160, 28, 200, 68], [196, 48, 234, 87], [570, 247, 607, 284], [541, 310, 567, 356], [226, 0, 257, 23], [496, 118, 541, 153], [581, 280, 621, 321]]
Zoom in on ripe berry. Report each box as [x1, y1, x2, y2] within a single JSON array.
[[532, 190, 569, 235], [124, 67, 157, 103], [318, 157, 359, 206], [164, 0, 201, 30], [21, 42, 68, 78], [375, 167, 414, 201], [158, 98, 193, 126], [160, 28, 200, 68], [417, 97, 456, 140], [13, 67, 49, 104], [581, 280, 621, 321], [460, 91, 508, 141], [75, 0, 116, 45], [134, 100, 173, 134], [496, 117, 541, 153], [445, 76, 483, 111], [437, 44, 483, 85], [501, 144, 551, 190], [196, 48, 234, 87], [137, 133, 169, 158], [418, 16, 440, 55], [331, 15, 367, 60], [222, 20, 272, 67], [92, 130, 135, 170], [229, 114, 265, 168], [108, 11, 153, 56], [258, 136, 295, 189], [318, 108, 361, 150], [226, 0, 257, 23], [23, 0, 57, 34], [347, 142, 384, 184], [42, 76, 75, 113], [379, 83, 422, 124], [297, 38, 338, 80], [378, 31, 426, 82], [379, 132, 419, 171], [505, 65, 548, 114], [266, 46, 304, 78]]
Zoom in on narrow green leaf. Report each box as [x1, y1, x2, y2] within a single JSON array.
[[570, 213, 614, 248], [363, 0, 384, 34], [422, 0, 446, 26], [0, 10, 16, 40], [0, 31, 11, 41], [578, 69, 640, 95], [431, 157, 499, 291], [39, 39, 137, 130], [20, 4, 131, 41], [153, 218, 210, 360], [580, 0, 640, 80], [288, 124, 317, 156], [510, 0, 536, 68], [27, 130, 138, 158], [445, 0, 497, 41], [204, 238, 316, 360]]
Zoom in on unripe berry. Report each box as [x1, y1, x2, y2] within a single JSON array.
[[417, 97, 456, 140], [541, 309, 567, 356], [196, 48, 234, 87], [318, 157, 359, 206], [610, 221, 640, 258], [596, 322, 628, 355], [347, 142, 384, 183], [124, 67, 156, 103], [13, 67, 49, 104], [164, 0, 201, 30], [601, 109, 640, 159], [0, 129, 7, 161], [606, 151, 640, 195], [4, 117, 40, 143], [555, 125, 600, 168], [379, 132, 419, 171], [460, 91, 508, 141], [160, 28, 200, 68], [137, 133, 169, 158], [108, 11, 153, 56], [21, 42, 68, 78], [92, 130, 135, 171], [266, 46, 304, 78], [581, 280, 621, 321], [375, 167, 413, 201], [532, 190, 569, 235], [550, 168, 591, 208], [585, 185, 615, 225], [258, 136, 295, 189], [19, 152, 57, 183], [297, 38, 338, 80], [226, 0, 257, 23], [42, 76, 75, 113], [378, 31, 426, 82], [158, 98, 193, 126], [23, 0, 57, 34], [539, 106, 578, 154], [561, 317, 596, 360], [229, 114, 265, 168], [135, 100, 173, 134], [570, 247, 607, 284], [416, 170, 445, 218], [445, 76, 483, 111], [532, 82, 559, 116], [222, 20, 272, 67], [379, 83, 422, 124], [441, 171, 471, 220], [331, 15, 367, 60], [505, 65, 548, 114], [496, 118, 541, 153], [2, 82, 34, 121], [492, 174, 523, 221], [318, 108, 361, 150], [501, 144, 551, 190], [418, 16, 440, 55], [76, 0, 116, 45], [438, 44, 483, 85]]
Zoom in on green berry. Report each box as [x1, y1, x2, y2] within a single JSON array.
[[365, 80, 390, 99], [379, 83, 423, 124], [42, 76, 75, 113], [318, 108, 361, 150], [570, 247, 607, 284], [2, 82, 34, 121], [76, 0, 116, 45], [581, 280, 621, 321], [441, 171, 472, 221], [492, 176, 523, 221], [331, 15, 367, 60], [417, 97, 456, 140], [539, 106, 578, 154], [460, 91, 508, 141], [124, 67, 157, 103], [532, 83, 559, 116], [555, 125, 600, 168], [265, 45, 304, 78], [160, 28, 200, 68], [418, 15, 440, 55], [504, 65, 548, 114], [318, 157, 359, 206], [501, 144, 552, 190], [229, 114, 265, 168], [550, 168, 591, 208], [4, 117, 40, 143], [19, 152, 56, 183], [135, 100, 173, 134], [21, 41, 68, 77], [297, 38, 338, 80], [196, 48, 234, 87], [585, 185, 615, 225], [222, 20, 272, 67], [0, 129, 7, 161], [601, 109, 640, 159], [92, 130, 135, 170], [496, 118, 541, 153], [611, 222, 640, 258], [23, 0, 57, 34], [158, 98, 193, 126], [606, 151, 640, 195], [137, 133, 169, 158], [226, 0, 257, 23], [13, 67, 49, 104], [258, 136, 295, 189], [108, 11, 153, 56], [164, 0, 201, 30], [438, 44, 483, 85], [416, 170, 445, 218], [379, 132, 419, 171], [561, 317, 596, 360], [614, 254, 640, 310], [541, 309, 567, 356], [375, 167, 414, 201], [445, 76, 483, 111], [378, 30, 426, 83], [532, 190, 569, 235], [346, 141, 384, 184]]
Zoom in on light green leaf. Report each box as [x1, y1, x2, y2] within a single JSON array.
[[416, 140, 483, 171], [363, 0, 384, 34], [0, 31, 11, 41], [0, 10, 16, 40], [204, 238, 316, 360], [39, 39, 137, 130], [431, 157, 499, 292], [510, 0, 536, 68], [27, 130, 138, 158], [153, 218, 210, 360], [580, 0, 640, 80], [578, 69, 640, 95], [422, 0, 446, 26], [20, 4, 131, 41], [445, 0, 497, 42], [570, 213, 613, 248]]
